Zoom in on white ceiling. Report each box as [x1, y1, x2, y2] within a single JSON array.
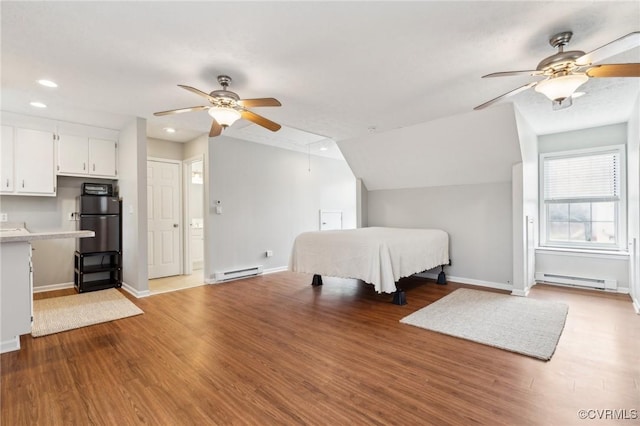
[[1, 1, 639, 154]]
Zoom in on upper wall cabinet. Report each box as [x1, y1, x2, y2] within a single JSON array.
[[1, 127, 56, 196], [57, 135, 117, 178], [1, 126, 15, 193]]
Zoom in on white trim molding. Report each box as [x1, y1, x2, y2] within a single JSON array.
[[0, 336, 21, 354], [417, 272, 513, 293], [33, 282, 75, 293], [121, 282, 150, 298]]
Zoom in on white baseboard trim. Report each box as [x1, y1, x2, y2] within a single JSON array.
[[417, 272, 512, 292], [263, 266, 288, 275], [121, 282, 150, 298], [0, 336, 21, 354], [33, 282, 74, 293], [511, 287, 531, 297], [633, 297, 640, 315]]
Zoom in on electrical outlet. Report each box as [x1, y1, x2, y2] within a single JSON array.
[[0, 212, 7, 222], [266, 250, 274, 257]]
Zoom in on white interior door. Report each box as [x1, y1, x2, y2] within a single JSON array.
[[320, 210, 343, 231], [148, 160, 181, 279]]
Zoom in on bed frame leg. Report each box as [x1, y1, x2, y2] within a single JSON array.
[[392, 290, 407, 305], [437, 265, 447, 285], [311, 274, 323, 286]]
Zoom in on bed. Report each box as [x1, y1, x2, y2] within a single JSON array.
[[289, 227, 449, 303]]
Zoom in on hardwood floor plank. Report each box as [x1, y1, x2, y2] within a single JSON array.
[[3, 273, 639, 425]]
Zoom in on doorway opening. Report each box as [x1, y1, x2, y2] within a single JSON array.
[[147, 156, 205, 295]]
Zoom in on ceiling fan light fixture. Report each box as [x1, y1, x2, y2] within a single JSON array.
[[534, 73, 588, 101], [207, 107, 241, 127]]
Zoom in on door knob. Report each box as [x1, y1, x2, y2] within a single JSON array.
[[173, 224, 179, 228]]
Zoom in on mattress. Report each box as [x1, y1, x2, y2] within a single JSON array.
[[289, 227, 449, 293]]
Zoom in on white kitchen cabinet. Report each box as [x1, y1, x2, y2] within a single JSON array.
[[0, 242, 32, 352], [13, 128, 56, 196], [1, 126, 14, 193], [57, 135, 117, 178], [57, 133, 89, 175], [89, 138, 117, 177]]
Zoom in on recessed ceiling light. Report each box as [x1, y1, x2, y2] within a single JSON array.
[[29, 101, 47, 108], [37, 79, 58, 88], [163, 127, 176, 133], [320, 146, 328, 151]]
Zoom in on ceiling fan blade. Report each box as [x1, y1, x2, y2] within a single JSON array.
[[178, 84, 216, 103], [576, 32, 640, 66], [153, 105, 209, 116], [586, 63, 640, 77], [482, 70, 543, 78], [237, 98, 282, 107], [209, 119, 222, 137], [474, 81, 538, 110], [240, 110, 281, 132]]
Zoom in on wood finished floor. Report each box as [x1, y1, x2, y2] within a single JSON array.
[[148, 270, 205, 295], [2, 273, 639, 425]]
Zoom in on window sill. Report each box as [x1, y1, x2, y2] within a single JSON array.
[[536, 246, 629, 260]]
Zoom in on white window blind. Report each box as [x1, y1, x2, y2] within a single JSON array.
[[543, 151, 620, 202]]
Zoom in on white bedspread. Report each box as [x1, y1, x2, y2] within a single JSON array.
[[289, 227, 449, 294]]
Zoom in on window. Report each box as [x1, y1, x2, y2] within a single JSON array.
[[540, 145, 626, 250]]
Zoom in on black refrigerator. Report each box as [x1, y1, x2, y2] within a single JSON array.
[[75, 187, 122, 293]]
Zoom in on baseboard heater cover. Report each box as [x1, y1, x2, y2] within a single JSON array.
[[535, 272, 617, 290], [214, 265, 263, 282]]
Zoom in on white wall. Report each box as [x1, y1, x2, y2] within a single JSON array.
[[356, 178, 368, 228], [368, 182, 513, 287], [512, 108, 539, 295], [207, 135, 356, 280], [538, 122, 627, 153], [627, 96, 640, 311], [536, 122, 631, 293], [119, 118, 148, 295], [147, 137, 184, 161]]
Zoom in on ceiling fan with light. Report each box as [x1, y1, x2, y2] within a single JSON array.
[[474, 31, 640, 111], [154, 75, 282, 137]]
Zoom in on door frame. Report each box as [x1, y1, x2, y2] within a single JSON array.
[[182, 154, 205, 276], [147, 157, 183, 277]]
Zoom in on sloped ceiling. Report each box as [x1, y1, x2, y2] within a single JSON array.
[[338, 104, 522, 191], [1, 1, 639, 187]]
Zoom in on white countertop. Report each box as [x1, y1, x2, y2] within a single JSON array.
[[0, 223, 94, 243]]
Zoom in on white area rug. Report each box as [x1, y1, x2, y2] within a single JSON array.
[[32, 288, 143, 337], [400, 288, 568, 361]]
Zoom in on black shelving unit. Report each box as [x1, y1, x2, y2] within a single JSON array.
[[74, 251, 122, 293]]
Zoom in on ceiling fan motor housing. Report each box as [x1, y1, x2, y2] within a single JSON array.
[[209, 89, 240, 107], [537, 50, 586, 73]]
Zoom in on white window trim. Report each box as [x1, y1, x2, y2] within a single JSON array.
[[539, 144, 627, 251]]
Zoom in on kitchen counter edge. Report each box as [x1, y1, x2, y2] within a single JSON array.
[[0, 230, 95, 243]]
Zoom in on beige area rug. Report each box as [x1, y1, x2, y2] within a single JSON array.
[[32, 288, 143, 337], [400, 288, 568, 361]]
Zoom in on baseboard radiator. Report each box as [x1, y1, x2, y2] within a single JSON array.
[[535, 272, 617, 290], [214, 265, 263, 282]]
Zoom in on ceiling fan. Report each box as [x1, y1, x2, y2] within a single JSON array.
[[474, 31, 640, 111], [154, 75, 282, 137]]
